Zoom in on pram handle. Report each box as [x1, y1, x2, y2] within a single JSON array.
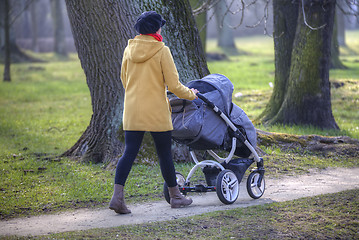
[[197, 93, 215, 109], [197, 93, 261, 163]]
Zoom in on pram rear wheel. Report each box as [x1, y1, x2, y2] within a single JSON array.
[[246, 171, 265, 199], [216, 169, 239, 204], [163, 172, 186, 204]]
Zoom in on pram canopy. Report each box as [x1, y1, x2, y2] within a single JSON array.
[[170, 74, 257, 158]]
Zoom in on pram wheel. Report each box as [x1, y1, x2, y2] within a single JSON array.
[[216, 169, 239, 204], [163, 172, 186, 204], [246, 171, 265, 199]]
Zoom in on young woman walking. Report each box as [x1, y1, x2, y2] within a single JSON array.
[[109, 11, 198, 214]]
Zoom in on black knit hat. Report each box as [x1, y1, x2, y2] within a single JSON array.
[[134, 11, 166, 34]]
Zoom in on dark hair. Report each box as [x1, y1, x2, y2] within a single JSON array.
[[134, 11, 166, 34]]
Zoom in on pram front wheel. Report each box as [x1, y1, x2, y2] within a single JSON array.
[[246, 171, 265, 199], [163, 172, 186, 204], [216, 169, 239, 204]]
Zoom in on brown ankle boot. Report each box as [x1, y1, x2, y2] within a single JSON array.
[[109, 184, 131, 214], [168, 185, 193, 208]]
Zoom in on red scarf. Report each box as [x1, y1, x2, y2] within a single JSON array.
[[141, 33, 163, 42]]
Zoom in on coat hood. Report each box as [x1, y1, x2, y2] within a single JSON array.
[[127, 35, 165, 63]]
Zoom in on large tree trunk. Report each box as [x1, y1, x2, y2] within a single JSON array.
[[64, 0, 209, 164], [51, 0, 67, 57], [258, 0, 298, 123], [274, 0, 338, 129], [258, 0, 339, 130], [63, 0, 135, 163]]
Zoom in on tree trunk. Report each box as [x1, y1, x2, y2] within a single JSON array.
[[3, 0, 11, 82], [30, 0, 39, 52], [258, 0, 339, 130], [64, 0, 209, 164], [272, 0, 338, 129], [51, 0, 67, 57], [214, 0, 236, 53], [257, 0, 298, 123], [330, 12, 346, 69], [63, 0, 135, 163], [336, 2, 346, 46]]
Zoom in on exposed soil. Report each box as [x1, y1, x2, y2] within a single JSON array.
[[0, 167, 358, 237]]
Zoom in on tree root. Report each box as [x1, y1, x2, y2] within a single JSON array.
[[257, 129, 359, 157]]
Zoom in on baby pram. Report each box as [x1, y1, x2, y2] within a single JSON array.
[[163, 74, 265, 204]]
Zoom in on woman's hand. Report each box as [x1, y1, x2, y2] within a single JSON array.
[[191, 88, 199, 99], [191, 88, 199, 94]]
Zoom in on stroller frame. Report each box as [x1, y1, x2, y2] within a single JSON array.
[[164, 93, 265, 205]]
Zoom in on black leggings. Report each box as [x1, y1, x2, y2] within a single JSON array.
[[115, 131, 177, 187]]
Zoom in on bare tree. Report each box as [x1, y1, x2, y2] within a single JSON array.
[[30, 0, 38, 52], [51, 0, 67, 57], [259, 0, 339, 129], [257, 0, 298, 124], [0, 0, 38, 63], [331, 9, 347, 69], [63, 0, 208, 164], [3, 0, 11, 82], [214, 0, 236, 52], [336, 2, 346, 46], [190, 0, 208, 52]]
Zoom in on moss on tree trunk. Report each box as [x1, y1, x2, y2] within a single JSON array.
[[258, 0, 298, 123], [258, 0, 339, 130]]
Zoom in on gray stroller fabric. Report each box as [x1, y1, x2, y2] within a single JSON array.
[[230, 104, 257, 148], [171, 73, 257, 156]]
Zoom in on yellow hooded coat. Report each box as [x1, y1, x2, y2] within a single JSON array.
[[121, 35, 196, 131]]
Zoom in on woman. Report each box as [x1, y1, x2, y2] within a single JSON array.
[[109, 11, 198, 214]]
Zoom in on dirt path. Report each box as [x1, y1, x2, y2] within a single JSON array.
[[1, 167, 358, 237]]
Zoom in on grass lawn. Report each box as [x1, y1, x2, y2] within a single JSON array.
[[17, 189, 357, 240], [0, 31, 358, 238]]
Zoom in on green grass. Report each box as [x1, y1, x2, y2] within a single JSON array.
[[0, 31, 358, 224], [207, 30, 359, 139], [0, 55, 91, 155]]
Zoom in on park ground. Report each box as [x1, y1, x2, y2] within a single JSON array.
[[0, 32, 359, 239]]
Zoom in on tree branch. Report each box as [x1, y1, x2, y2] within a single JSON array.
[[301, 0, 327, 30]]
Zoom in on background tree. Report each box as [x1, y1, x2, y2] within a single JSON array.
[[214, 0, 237, 53], [190, 0, 208, 52], [258, 0, 339, 129], [63, 0, 209, 164], [257, 0, 298, 124], [0, 0, 35, 64], [30, 0, 39, 52], [50, 0, 67, 57], [336, 2, 346, 46], [331, 11, 346, 69], [3, 0, 11, 82]]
